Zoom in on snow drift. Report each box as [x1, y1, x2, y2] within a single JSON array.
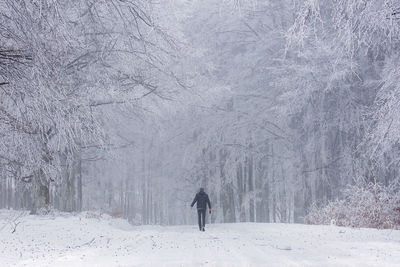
[[1, 210, 399, 267]]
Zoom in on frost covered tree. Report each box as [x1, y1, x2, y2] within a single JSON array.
[[0, 0, 180, 213], [1, 0, 399, 228]]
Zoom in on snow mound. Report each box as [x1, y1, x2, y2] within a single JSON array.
[[0, 210, 399, 267]]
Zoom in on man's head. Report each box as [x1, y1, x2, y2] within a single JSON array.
[[199, 187, 205, 193]]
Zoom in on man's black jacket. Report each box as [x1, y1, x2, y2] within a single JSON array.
[[191, 190, 211, 210]]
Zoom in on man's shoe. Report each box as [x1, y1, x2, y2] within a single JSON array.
[[202, 227, 205, 231]]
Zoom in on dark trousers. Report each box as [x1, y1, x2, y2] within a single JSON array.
[[197, 209, 206, 230]]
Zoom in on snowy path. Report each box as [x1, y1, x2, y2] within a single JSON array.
[[0, 210, 399, 267]]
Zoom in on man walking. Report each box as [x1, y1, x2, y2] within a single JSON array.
[[190, 188, 212, 231]]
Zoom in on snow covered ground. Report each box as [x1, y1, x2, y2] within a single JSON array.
[[0, 210, 399, 267]]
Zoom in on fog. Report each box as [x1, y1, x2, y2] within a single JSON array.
[[1, 0, 400, 227]]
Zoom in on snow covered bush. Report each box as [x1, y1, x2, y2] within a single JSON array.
[[306, 182, 400, 229]]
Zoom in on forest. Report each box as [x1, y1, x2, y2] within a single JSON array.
[[1, 0, 400, 228]]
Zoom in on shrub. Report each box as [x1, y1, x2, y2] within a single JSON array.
[[305, 182, 400, 229]]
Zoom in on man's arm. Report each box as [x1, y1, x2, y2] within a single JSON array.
[[190, 194, 198, 208], [207, 195, 211, 209]]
